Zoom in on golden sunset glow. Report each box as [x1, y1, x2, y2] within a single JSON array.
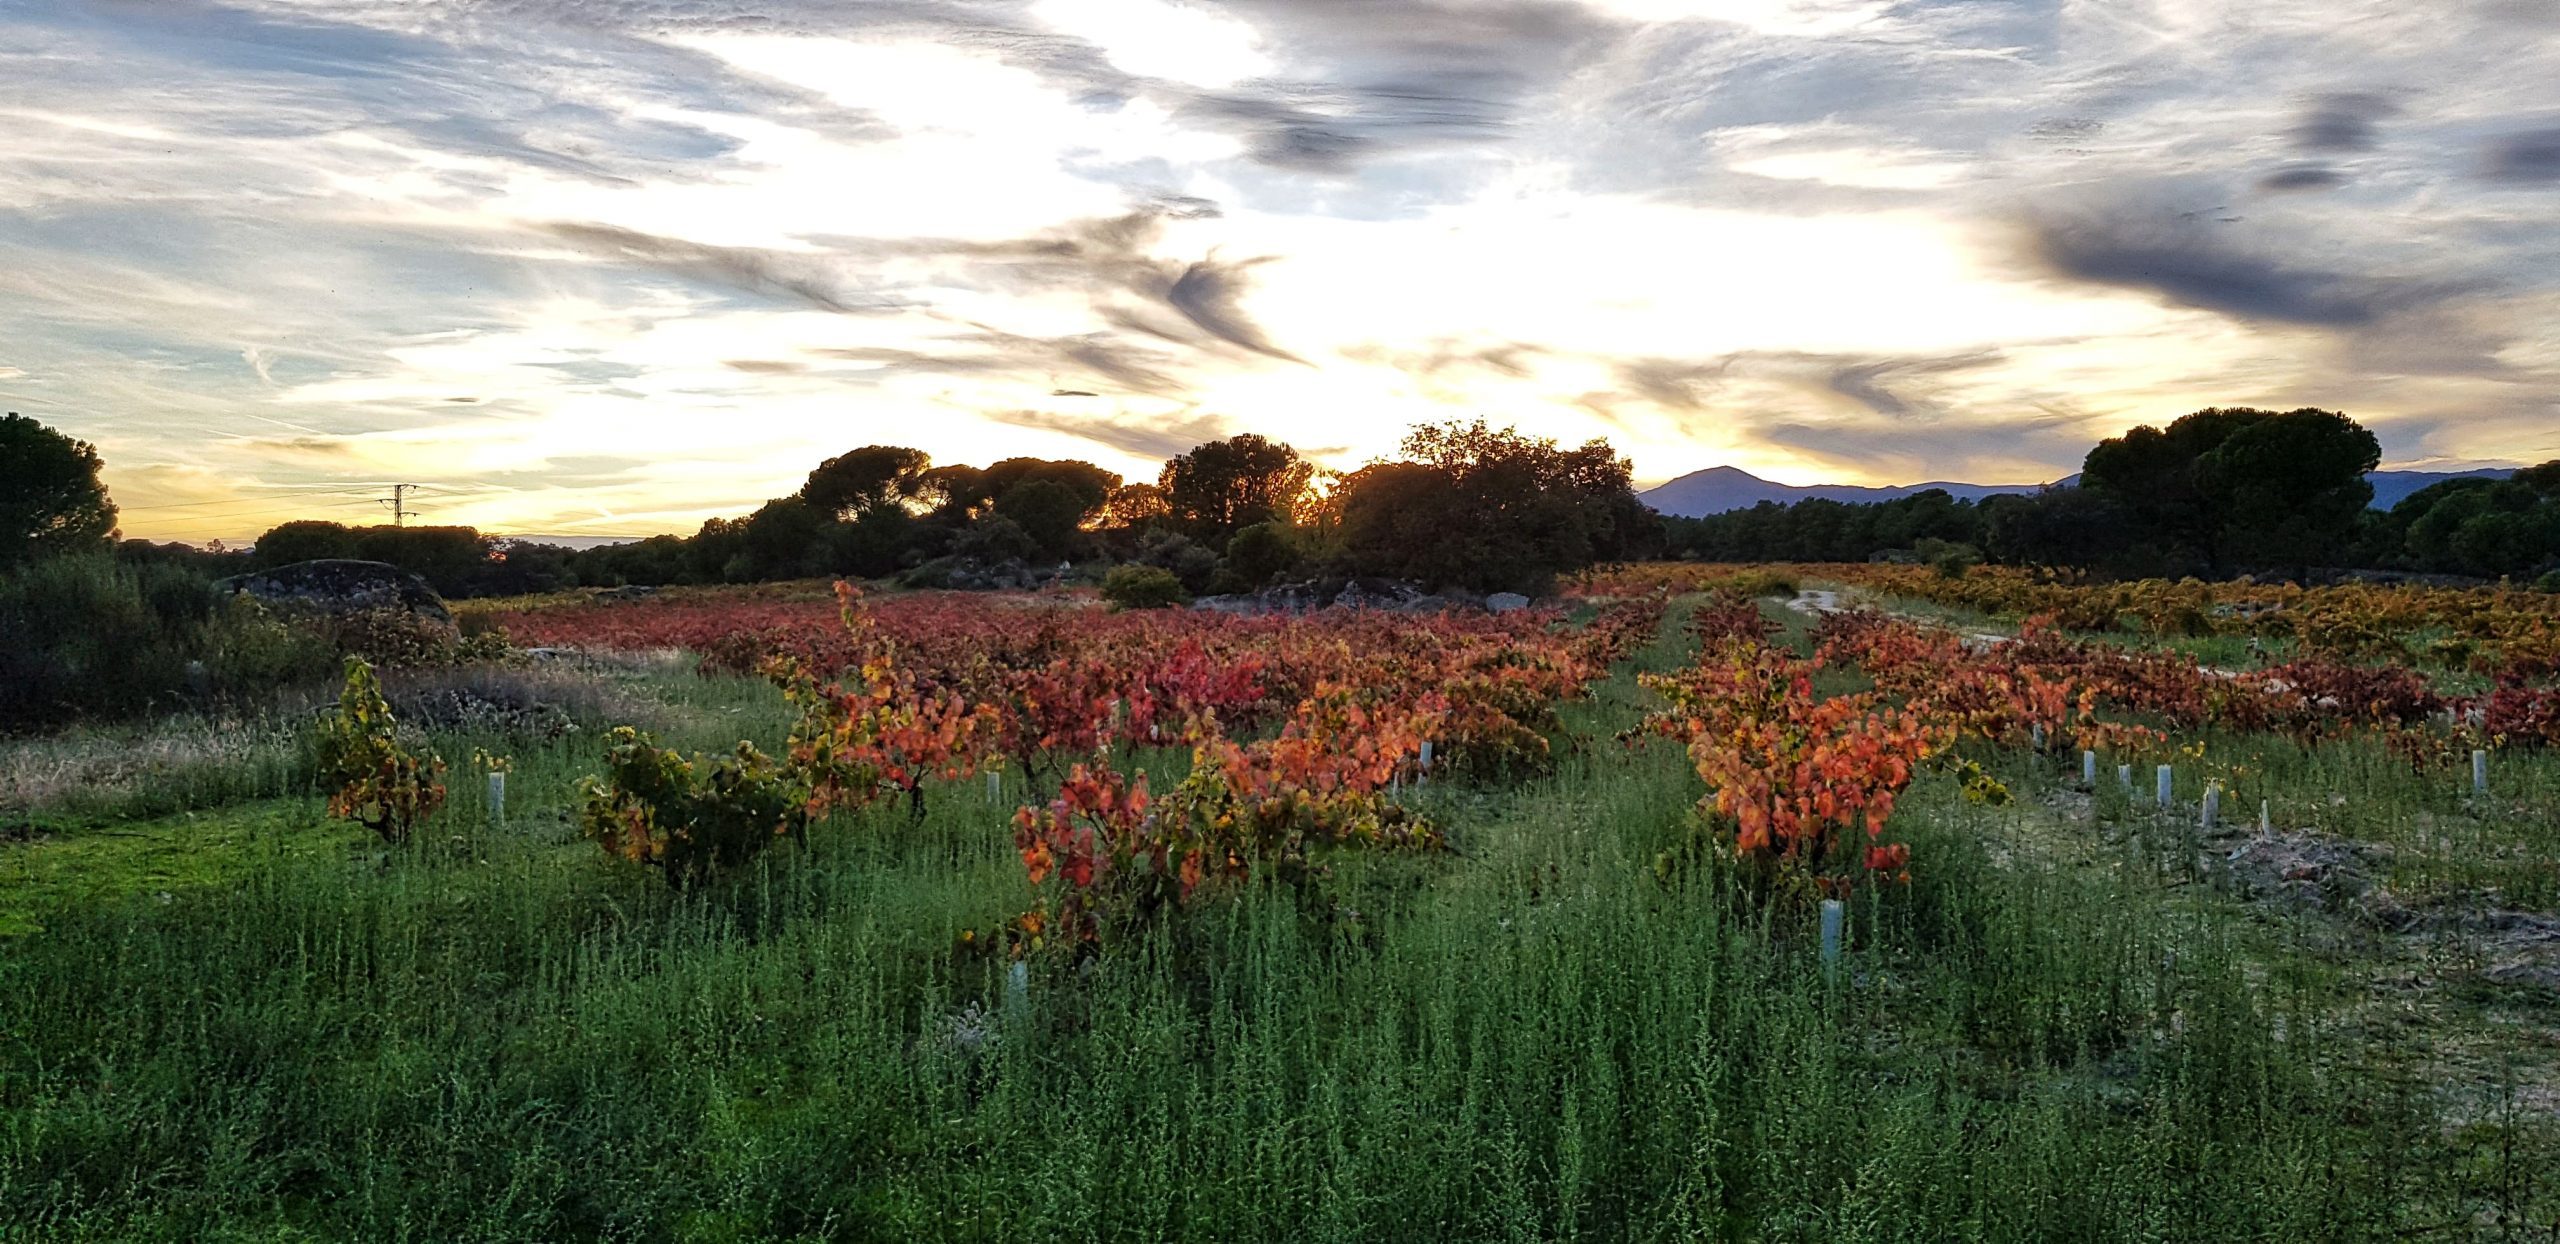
[[2, 2, 2553, 543]]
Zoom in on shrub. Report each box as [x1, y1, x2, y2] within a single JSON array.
[[952, 515, 1039, 565], [314, 657, 447, 844], [2484, 685, 2560, 748], [1101, 564, 1189, 610], [1224, 521, 1301, 588], [1917, 537, 1983, 580], [897, 556, 957, 589], [1130, 529, 1219, 591], [576, 726, 807, 888], [0, 555, 334, 729], [322, 606, 462, 669]]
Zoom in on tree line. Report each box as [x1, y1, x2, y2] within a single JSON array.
[[1666, 408, 2560, 585], [2, 414, 1656, 601]]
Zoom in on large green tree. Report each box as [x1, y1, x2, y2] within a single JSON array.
[[1158, 434, 1313, 544], [2081, 407, 2379, 573], [1, 412, 118, 566], [801, 446, 931, 520], [993, 479, 1091, 561], [2393, 473, 2560, 579], [254, 520, 362, 568], [1333, 420, 1652, 593], [1982, 488, 2127, 573]]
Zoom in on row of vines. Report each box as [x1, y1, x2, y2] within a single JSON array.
[[1574, 561, 2560, 680], [488, 587, 1668, 955]]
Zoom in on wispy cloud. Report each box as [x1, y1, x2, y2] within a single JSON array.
[[0, 0, 2553, 539]]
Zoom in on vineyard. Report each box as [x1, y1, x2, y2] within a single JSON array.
[[8, 569, 2560, 1238]]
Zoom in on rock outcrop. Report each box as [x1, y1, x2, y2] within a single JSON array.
[[218, 560, 455, 629]]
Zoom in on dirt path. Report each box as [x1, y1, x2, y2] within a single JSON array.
[[1785, 585, 2011, 650]]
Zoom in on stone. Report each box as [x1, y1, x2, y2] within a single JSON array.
[[1485, 591, 1532, 613], [218, 559, 455, 629], [1333, 577, 1426, 610]]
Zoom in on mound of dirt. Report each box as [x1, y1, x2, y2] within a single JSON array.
[[2215, 830, 2385, 916]]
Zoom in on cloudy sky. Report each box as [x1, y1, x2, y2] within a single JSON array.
[[5, 0, 2557, 542]]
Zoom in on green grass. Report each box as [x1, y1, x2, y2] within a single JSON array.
[[0, 803, 361, 937], [1, 597, 2554, 1240]]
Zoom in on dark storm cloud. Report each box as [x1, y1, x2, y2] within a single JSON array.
[[2288, 93, 2397, 152], [369, 0, 1614, 177], [2483, 128, 2560, 183], [2024, 206, 2461, 327], [540, 222, 908, 314], [819, 204, 1307, 367], [1167, 255, 1304, 362], [1186, 0, 1613, 171], [2258, 165, 2345, 192]]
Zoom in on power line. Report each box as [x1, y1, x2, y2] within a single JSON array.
[[379, 483, 424, 525]]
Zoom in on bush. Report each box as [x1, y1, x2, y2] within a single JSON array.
[[1916, 537, 1983, 580], [1224, 521, 1301, 588], [897, 556, 957, 589], [0, 555, 334, 729], [2537, 570, 2560, 594], [320, 606, 463, 670], [1101, 564, 1189, 610], [576, 726, 807, 888], [1131, 529, 1219, 591], [952, 515, 1039, 565], [314, 657, 447, 844]]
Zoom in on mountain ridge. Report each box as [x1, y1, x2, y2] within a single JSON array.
[[1640, 464, 2517, 517]]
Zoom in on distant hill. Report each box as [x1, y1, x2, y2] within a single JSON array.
[[496, 534, 644, 550], [1638, 466, 2054, 518], [2366, 468, 2515, 510], [1641, 465, 2516, 518]]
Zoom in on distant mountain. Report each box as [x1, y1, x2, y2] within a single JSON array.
[[1641, 465, 2517, 518], [497, 534, 643, 550], [2366, 468, 2514, 510], [1638, 466, 2053, 518]]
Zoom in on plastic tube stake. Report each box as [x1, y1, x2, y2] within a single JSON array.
[[987, 770, 1002, 804], [2082, 750, 2098, 786], [1819, 899, 1844, 976], [486, 771, 505, 828], [1005, 959, 1029, 1019], [2118, 763, 2133, 789], [2200, 782, 2219, 831], [2031, 723, 2045, 750], [2260, 799, 2271, 834], [2156, 764, 2174, 808], [1419, 740, 1434, 770], [2473, 749, 2489, 796]]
